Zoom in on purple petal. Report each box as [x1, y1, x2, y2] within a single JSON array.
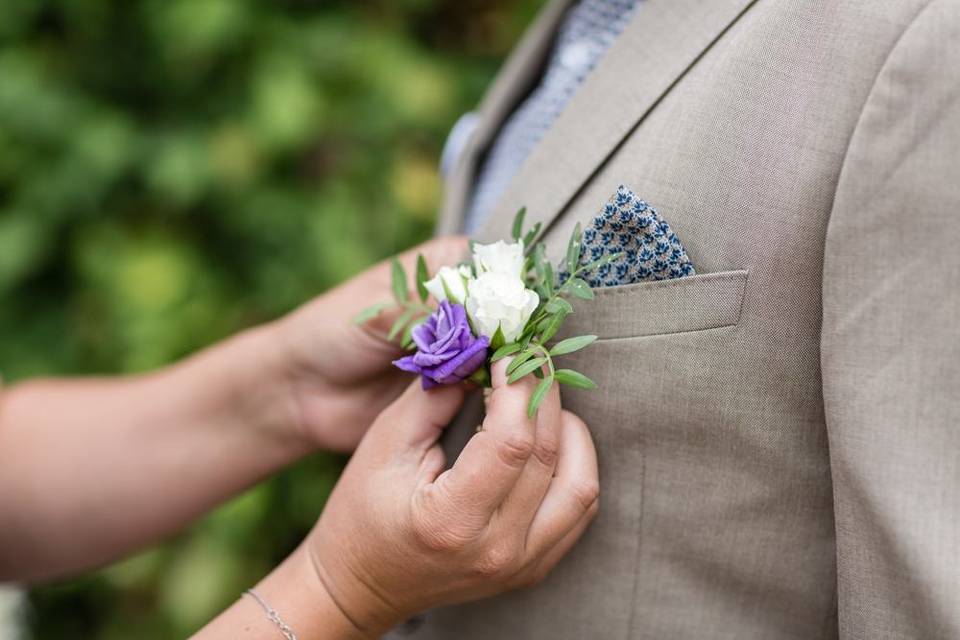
[[393, 354, 423, 375], [412, 348, 455, 367], [411, 320, 437, 353], [430, 336, 489, 384]]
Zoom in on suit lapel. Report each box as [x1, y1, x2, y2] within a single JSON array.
[[474, 0, 760, 243], [436, 0, 575, 235]]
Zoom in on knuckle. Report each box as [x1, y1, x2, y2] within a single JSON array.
[[474, 544, 519, 580], [530, 435, 560, 468], [494, 430, 535, 468], [569, 479, 601, 513]]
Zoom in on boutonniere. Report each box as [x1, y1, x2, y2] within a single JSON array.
[[355, 209, 618, 417]]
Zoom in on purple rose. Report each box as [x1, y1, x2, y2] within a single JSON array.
[[393, 301, 490, 389]]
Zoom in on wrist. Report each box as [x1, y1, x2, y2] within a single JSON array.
[[258, 545, 387, 640], [202, 323, 315, 459]]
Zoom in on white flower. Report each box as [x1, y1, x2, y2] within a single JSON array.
[[465, 271, 539, 342], [472, 239, 525, 278], [424, 265, 472, 304]]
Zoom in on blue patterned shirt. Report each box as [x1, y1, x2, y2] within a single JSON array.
[[463, 0, 642, 232]]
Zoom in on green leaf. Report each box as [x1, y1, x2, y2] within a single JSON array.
[[544, 297, 573, 314], [549, 335, 597, 356], [532, 242, 549, 288], [415, 254, 429, 302], [539, 312, 566, 343], [391, 257, 409, 304], [554, 369, 597, 390], [506, 349, 536, 375], [490, 324, 506, 350], [388, 308, 416, 342], [527, 376, 554, 418], [511, 207, 527, 242], [402, 315, 426, 349], [508, 357, 547, 383], [579, 251, 622, 275], [352, 302, 392, 325], [523, 222, 542, 251], [566, 277, 594, 300], [565, 222, 582, 274], [491, 343, 521, 362]]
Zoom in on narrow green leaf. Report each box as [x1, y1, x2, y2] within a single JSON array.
[[490, 324, 506, 350], [554, 369, 597, 390], [544, 297, 573, 314], [506, 349, 536, 375], [388, 308, 416, 342], [549, 335, 597, 356], [352, 302, 392, 325], [491, 343, 521, 362], [415, 254, 429, 302], [565, 222, 582, 274], [523, 222, 542, 250], [567, 277, 594, 300], [511, 207, 527, 242], [402, 314, 427, 349], [508, 357, 548, 384], [539, 312, 566, 343], [532, 242, 548, 286], [527, 376, 554, 418], [391, 257, 409, 304], [579, 251, 622, 275]]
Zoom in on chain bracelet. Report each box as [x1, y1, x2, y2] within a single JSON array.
[[243, 589, 298, 640]]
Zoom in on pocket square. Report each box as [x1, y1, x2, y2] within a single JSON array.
[[565, 185, 695, 287]]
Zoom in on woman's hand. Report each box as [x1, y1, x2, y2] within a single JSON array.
[[262, 236, 468, 453], [301, 360, 598, 636]]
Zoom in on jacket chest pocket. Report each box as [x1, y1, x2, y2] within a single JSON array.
[[560, 269, 749, 341]]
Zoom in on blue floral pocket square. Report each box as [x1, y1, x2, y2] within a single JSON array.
[[567, 185, 695, 287]]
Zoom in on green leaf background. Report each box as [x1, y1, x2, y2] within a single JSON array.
[[0, 1, 541, 637]]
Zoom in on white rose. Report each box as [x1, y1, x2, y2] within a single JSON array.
[[465, 271, 539, 342], [472, 239, 525, 277], [424, 265, 471, 304]]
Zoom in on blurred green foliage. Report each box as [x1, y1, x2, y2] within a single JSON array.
[[0, 0, 540, 636]]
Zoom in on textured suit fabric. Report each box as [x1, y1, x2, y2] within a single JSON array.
[[395, 1, 960, 638]]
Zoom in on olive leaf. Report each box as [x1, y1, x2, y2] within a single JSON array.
[[549, 335, 597, 356], [527, 376, 554, 418], [554, 369, 597, 390], [352, 302, 391, 325], [415, 254, 429, 302], [391, 257, 409, 304]]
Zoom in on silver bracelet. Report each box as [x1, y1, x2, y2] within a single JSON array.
[[243, 588, 298, 640]]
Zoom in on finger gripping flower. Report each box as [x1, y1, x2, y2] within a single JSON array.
[[393, 301, 490, 389]]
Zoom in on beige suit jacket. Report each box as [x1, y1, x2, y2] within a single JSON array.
[[391, 0, 960, 638]]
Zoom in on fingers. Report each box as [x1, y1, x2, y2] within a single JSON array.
[[370, 380, 465, 453], [495, 378, 562, 530], [523, 410, 599, 559], [346, 235, 469, 337], [433, 360, 539, 519], [403, 236, 470, 275], [524, 499, 597, 587]]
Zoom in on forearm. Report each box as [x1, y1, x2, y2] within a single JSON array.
[[193, 545, 373, 640], [0, 324, 310, 582]]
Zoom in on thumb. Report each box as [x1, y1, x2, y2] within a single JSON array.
[[377, 380, 466, 451]]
